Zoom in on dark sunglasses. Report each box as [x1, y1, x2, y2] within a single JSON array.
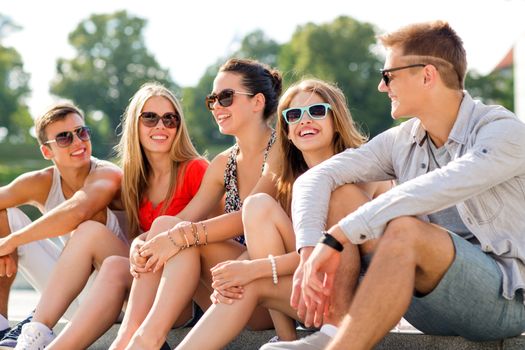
[[139, 112, 180, 129], [205, 88, 254, 110], [282, 103, 332, 125], [44, 126, 91, 148], [380, 64, 426, 86]]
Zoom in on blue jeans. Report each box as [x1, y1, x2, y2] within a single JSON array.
[[404, 232, 525, 341]]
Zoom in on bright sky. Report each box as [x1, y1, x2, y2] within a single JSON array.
[[1, 0, 525, 116]]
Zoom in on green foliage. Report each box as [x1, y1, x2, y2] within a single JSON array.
[[278, 16, 392, 137], [466, 68, 514, 111], [50, 10, 177, 157], [0, 14, 32, 142]]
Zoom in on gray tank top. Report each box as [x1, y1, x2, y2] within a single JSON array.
[[44, 157, 125, 246]]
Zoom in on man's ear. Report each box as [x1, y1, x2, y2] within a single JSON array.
[[423, 65, 438, 87], [40, 144, 54, 160]]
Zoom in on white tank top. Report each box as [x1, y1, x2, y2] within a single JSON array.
[[44, 157, 126, 246]]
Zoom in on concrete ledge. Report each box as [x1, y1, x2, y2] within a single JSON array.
[[57, 324, 524, 350]]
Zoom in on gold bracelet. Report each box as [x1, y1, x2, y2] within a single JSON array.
[[177, 226, 190, 248], [167, 228, 182, 250], [190, 222, 200, 246], [200, 222, 208, 245]]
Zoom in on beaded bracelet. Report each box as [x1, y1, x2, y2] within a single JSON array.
[[167, 228, 182, 250], [268, 254, 278, 285]]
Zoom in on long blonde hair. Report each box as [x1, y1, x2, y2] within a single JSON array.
[[276, 78, 367, 214], [116, 82, 203, 238]]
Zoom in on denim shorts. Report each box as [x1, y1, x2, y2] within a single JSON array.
[[402, 232, 525, 341]]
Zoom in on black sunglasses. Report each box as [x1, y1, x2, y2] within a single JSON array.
[[44, 126, 91, 148], [380, 64, 426, 86], [139, 112, 180, 129], [205, 88, 254, 110]]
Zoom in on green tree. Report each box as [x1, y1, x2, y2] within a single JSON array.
[[278, 16, 391, 137], [0, 14, 32, 142], [234, 29, 281, 67], [50, 10, 176, 157], [466, 68, 514, 111]]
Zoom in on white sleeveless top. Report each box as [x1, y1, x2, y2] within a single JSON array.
[[44, 157, 126, 247]]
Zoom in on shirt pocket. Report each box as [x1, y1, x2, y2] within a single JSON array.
[[464, 188, 503, 225]]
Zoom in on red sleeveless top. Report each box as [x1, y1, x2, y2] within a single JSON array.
[[138, 158, 208, 231]]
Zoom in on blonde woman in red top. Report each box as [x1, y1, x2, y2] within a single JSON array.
[[46, 82, 207, 349]]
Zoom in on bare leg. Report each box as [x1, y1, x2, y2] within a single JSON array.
[[0, 210, 16, 320], [322, 184, 370, 326], [243, 194, 296, 340], [32, 221, 128, 329], [177, 276, 296, 350], [327, 217, 454, 350], [47, 256, 132, 350]]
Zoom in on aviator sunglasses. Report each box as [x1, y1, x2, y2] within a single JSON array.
[[139, 112, 181, 129], [44, 126, 91, 148], [205, 88, 254, 110], [380, 64, 426, 86], [282, 103, 332, 125]]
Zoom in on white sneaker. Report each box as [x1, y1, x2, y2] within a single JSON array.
[[13, 322, 55, 350]]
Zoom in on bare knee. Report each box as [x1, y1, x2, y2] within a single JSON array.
[[376, 217, 424, 261], [243, 193, 277, 222], [98, 256, 131, 287], [147, 215, 181, 240], [69, 220, 110, 245]]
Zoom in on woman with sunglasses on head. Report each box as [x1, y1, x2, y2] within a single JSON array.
[[42, 82, 207, 350], [107, 58, 283, 350], [175, 78, 391, 350]]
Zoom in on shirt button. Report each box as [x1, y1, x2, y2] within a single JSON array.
[[467, 218, 473, 225], [482, 149, 488, 154], [360, 234, 366, 240], [421, 163, 426, 169]]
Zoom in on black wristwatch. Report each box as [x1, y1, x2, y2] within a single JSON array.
[[319, 231, 344, 252]]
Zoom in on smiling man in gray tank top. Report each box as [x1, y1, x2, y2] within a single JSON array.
[[0, 103, 127, 348]]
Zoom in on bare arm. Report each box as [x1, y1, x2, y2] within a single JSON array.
[[1, 163, 122, 253]]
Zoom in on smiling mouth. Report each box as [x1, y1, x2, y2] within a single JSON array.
[[71, 148, 85, 156], [151, 135, 168, 140], [299, 129, 318, 137]]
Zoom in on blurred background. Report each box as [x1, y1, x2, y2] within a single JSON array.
[[1, 0, 524, 313]]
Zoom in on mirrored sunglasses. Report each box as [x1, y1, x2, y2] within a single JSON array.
[[282, 103, 332, 125], [139, 112, 180, 129], [44, 126, 91, 148]]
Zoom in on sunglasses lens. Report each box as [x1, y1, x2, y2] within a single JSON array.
[[161, 113, 180, 129], [77, 126, 91, 141], [308, 105, 328, 118], [217, 89, 234, 107], [285, 109, 302, 124], [55, 132, 74, 147], [140, 112, 160, 127]]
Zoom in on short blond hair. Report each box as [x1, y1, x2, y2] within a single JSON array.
[[378, 20, 466, 89]]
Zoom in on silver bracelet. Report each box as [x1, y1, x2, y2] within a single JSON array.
[[268, 254, 278, 285]]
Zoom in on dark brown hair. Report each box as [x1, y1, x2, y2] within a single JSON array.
[[219, 58, 282, 121]]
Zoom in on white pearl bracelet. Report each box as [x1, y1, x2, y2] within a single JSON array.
[[268, 254, 278, 285]]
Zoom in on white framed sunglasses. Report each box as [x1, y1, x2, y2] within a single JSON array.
[[281, 103, 332, 125]]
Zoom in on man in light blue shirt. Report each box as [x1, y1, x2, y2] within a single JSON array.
[[292, 21, 525, 349]]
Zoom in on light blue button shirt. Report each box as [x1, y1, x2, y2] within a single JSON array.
[[292, 92, 525, 301]]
